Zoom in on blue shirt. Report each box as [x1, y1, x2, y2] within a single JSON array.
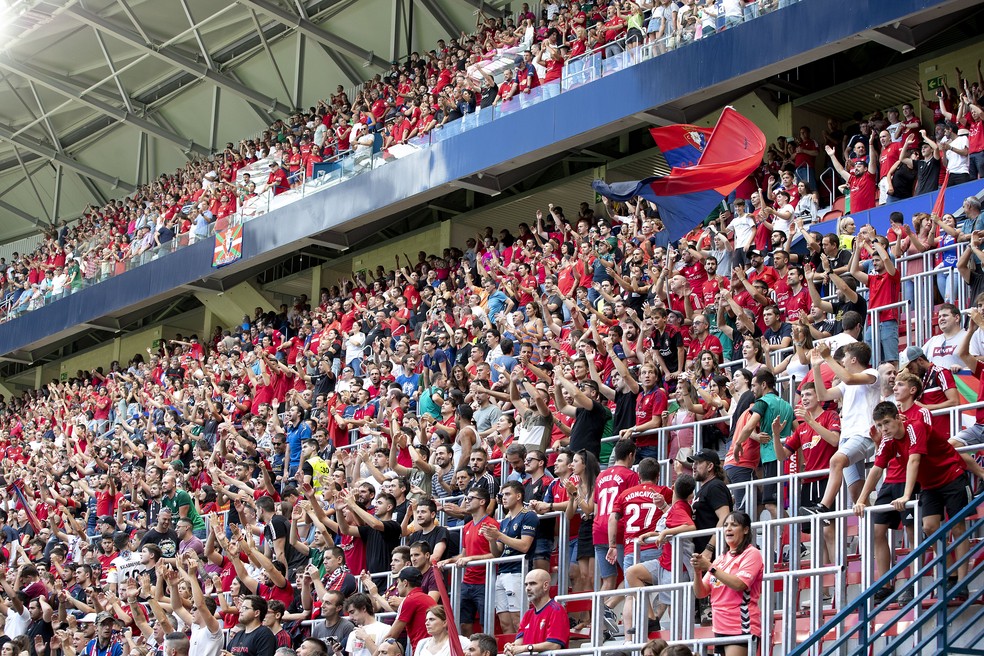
[[84, 640, 124, 656], [286, 420, 312, 470], [487, 290, 508, 321], [491, 355, 518, 383]]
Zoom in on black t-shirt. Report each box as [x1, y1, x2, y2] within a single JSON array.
[[312, 371, 336, 398], [655, 329, 684, 375], [264, 515, 307, 573], [569, 400, 610, 458], [453, 342, 474, 367], [140, 527, 179, 559], [692, 477, 733, 554], [612, 388, 638, 433], [26, 619, 53, 655], [889, 161, 916, 199], [914, 157, 942, 196], [729, 324, 762, 363], [227, 625, 277, 656], [406, 525, 458, 559], [358, 520, 402, 575], [831, 296, 867, 327]]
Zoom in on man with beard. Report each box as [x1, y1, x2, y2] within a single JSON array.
[[139, 507, 178, 559]]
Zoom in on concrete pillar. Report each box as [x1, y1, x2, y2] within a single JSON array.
[[311, 265, 323, 304]]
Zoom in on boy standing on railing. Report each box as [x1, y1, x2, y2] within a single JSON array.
[[855, 401, 976, 599], [805, 342, 881, 520]]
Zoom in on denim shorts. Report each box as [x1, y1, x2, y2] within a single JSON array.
[[595, 544, 624, 579]]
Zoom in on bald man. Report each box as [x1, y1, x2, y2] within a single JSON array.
[[503, 570, 570, 655]]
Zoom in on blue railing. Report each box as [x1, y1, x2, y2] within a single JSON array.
[[788, 490, 984, 656]]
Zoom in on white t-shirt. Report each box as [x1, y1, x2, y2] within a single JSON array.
[[414, 635, 470, 656], [731, 213, 756, 249], [6, 606, 29, 638], [923, 330, 966, 370], [944, 135, 970, 174], [190, 622, 224, 656], [346, 620, 390, 656], [836, 368, 881, 438], [820, 332, 857, 350], [971, 330, 984, 359]]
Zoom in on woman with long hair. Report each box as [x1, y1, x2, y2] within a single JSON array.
[[774, 323, 814, 381], [668, 377, 700, 458], [692, 511, 764, 656], [740, 337, 768, 376], [693, 349, 722, 390], [564, 448, 601, 619], [450, 364, 471, 396]]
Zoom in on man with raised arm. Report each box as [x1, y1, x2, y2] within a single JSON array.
[[805, 342, 881, 521]]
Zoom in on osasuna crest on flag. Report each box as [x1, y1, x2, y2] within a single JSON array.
[[213, 224, 243, 268], [650, 124, 712, 168]]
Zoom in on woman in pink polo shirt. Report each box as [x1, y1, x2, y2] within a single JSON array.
[[692, 511, 764, 656]]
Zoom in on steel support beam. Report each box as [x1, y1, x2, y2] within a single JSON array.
[[0, 56, 211, 157], [11, 146, 49, 222], [294, 33, 305, 108], [52, 164, 62, 221], [0, 121, 135, 192], [0, 196, 43, 226], [65, 5, 294, 115], [317, 44, 363, 86], [237, 0, 390, 69], [248, 8, 293, 103], [391, 0, 403, 61], [414, 0, 458, 38], [458, 0, 504, 19]]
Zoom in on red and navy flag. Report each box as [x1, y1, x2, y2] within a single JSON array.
[[8, 479, 42, 533], [593, 107, 766, 243], [650, 124, 712, 169]]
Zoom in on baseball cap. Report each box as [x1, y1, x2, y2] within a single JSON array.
[[899, 346, 926, 368], [745, 248, 762, 258], [97, 516, 117, 528], [95, 612, 119, 625], [687, 448, 721, 466]]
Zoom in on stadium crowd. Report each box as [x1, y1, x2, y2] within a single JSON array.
[[0, 0, 870, 320], [0, 3, 983, 656]]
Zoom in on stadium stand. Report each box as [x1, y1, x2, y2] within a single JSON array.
[[0, 2, 982, 656]]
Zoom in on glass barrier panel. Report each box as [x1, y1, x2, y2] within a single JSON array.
[[6, 1, 807, 319]]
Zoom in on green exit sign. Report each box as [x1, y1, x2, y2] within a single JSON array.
[[927, 75, 946, 91]]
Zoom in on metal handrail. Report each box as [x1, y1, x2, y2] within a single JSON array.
[[787, 490, 984, 656]]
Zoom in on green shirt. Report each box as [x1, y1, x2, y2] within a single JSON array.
[[418, 385, 444, 420], [162, 489, 205, 532], [750, 392, 794, 464]]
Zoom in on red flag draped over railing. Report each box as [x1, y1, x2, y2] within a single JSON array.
[[432, 564, 467, 656], [932, 170, 950, 219]]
